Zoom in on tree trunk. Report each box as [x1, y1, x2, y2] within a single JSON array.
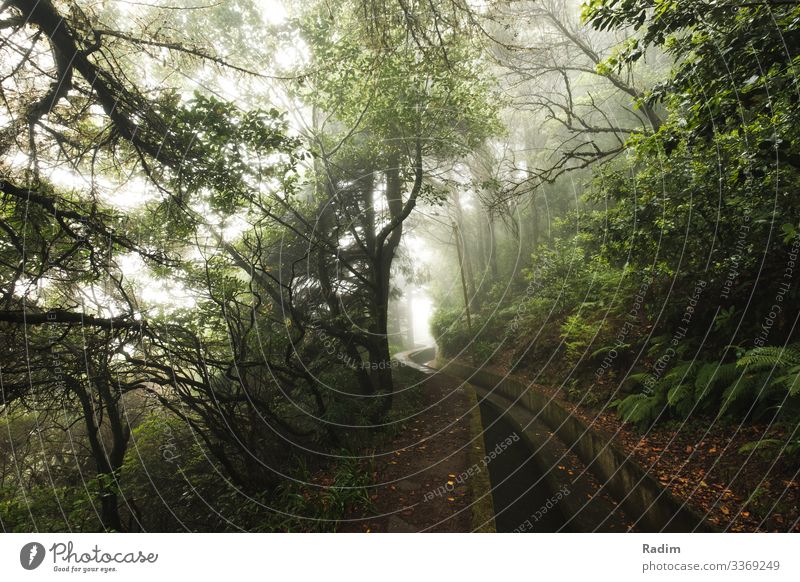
[[70, 376, 126, 532], [486, 210, 499, 278], [451, 189, 476, 300], [368, 150, 408, 409], [454, 222, 473, 330]]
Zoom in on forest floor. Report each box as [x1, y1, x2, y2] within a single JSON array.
[[494, 358, 800, 532], [341, 352, 799, 532], [340, 367, 484, 532]]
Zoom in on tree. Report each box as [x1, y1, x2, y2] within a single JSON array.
[[290, 0, 500, 405], [0, 0, 311, 526], [477, 0, 663, 201], [581, 0, 800, 338]]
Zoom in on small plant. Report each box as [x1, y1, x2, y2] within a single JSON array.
[[566, 379, 602, 407], [560, 313, 599, 364], [739, 438, 800, 458], [613, 343, 800, 429]]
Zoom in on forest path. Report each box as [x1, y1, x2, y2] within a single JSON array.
[[341, 356, 484, 532]]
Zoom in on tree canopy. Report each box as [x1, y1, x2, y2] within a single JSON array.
[[1, 0, 798, 533]]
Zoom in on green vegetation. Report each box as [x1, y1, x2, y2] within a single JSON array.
[[1, 0, 798, 532], [430, 0, 800, 449], [0, 0, 495, 531]]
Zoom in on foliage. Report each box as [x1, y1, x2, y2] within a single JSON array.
[[613, 344, 800, 429], [3, 0, 800, 534]]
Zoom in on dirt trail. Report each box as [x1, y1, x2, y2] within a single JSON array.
[[342, 367, 485, 532]]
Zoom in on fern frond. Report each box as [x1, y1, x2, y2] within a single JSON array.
[[590, 343, 630, 359], [617, 393, 663, 428], [667, 384, 690, 406], [624, 372, 651, 388], [720, 375, 755, 415], [775, 365, 800, 396], [663, 361, 697, 384], [737, 345, 800, 371], [667, 383, 694, 416], [739, 439, 784, 453], [694, 362, 739, 403]]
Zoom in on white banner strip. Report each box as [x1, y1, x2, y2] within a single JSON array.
[[1, 533, 797, 581]]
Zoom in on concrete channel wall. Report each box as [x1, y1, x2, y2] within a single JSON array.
[[405, 347, 714, 533]]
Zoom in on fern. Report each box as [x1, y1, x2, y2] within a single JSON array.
[[775, 365, 800, 396], [720, 375, 756, 415], [646, 334, 672, 357], [616, 393, 664, 428], [661, 361, 697, 385], [720, 343, 800, 415], [739, 438, 800, 457], [694, 361, 739, 403], [615, 343, 800, 427], [737, 345, 800, 371], [667, 383, 690, 406], [616, 361, 697, 425], [624, 372, 651, 388], [739, 439, 785, 453], [667, 383, 694, 416], [590, 343, 630, 359]]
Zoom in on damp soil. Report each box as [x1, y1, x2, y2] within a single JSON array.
[[341, 367, 476, 532]]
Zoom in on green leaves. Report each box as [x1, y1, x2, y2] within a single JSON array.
[[694, 362, 737, 403], [616, 392, 665, 428], [587, 0, 800, 167], [737, 345, 800, 372], [296, 0, 500, 161], [719, 374, 757, 415], [616, 343, 800, 428], [165, 93, 300, 214], [781, 223, 797, 244]]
